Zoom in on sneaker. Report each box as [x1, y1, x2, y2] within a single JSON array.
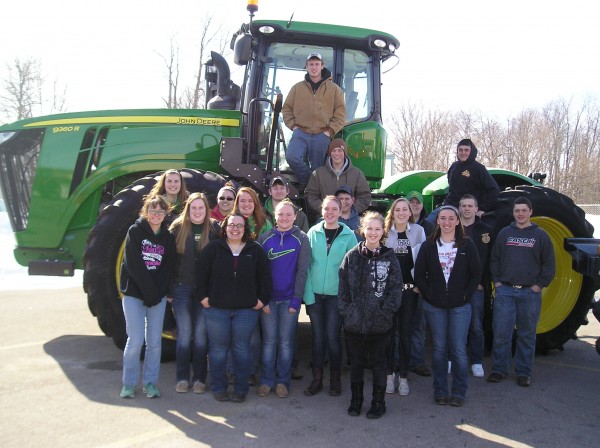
[[256, 384, 271, 397], [214, 390, 230, 402], [410, 365, 431, 377], [385, 374, 395, 394], [433, 397, 448, 406], [517, 376, 531, 387], [230, 392, 246, 403], [175, 380, 189, 393], [434, 396, 447, 405], [192, 381, 206, 394], [398, 378, 409, 396], [449, 396, 464, 407], [275, 384, 289, 398], [487, 372, 504, 383], [120, 385, 136, 398], [143, 383, 160, 398], [471, 364, 485, 378]]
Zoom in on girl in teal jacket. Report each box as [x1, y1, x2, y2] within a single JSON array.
[[303, 195, 357, 398]]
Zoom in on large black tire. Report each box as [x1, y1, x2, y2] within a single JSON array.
[[83, 169, 228, 359], [482, 185, 595, 352]]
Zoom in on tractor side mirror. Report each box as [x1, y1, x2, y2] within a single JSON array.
[[234, 33, 253, 66]]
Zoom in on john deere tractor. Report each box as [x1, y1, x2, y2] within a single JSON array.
[[1, 2, 598, 357]]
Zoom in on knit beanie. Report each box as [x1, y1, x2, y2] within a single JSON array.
[[328, 138, 347, 155]]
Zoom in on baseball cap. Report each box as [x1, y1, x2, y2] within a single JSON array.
[[306, 52, 323, 61], [335, 185, 354, 196], [406, 191, 424, 203], [269, 176, 288, 188]]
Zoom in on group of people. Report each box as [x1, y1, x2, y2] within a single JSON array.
[[116, 47, 556, 420]]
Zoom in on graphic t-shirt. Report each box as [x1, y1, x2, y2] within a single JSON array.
[[394, 231, 414, 283], [437, 239, 457, 284]]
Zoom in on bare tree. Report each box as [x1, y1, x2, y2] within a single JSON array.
[[158, 14, 227, 109], [157, 38, 180, 108], [1, 58, 41, 120], [1, 57, 67, 122], [385, 97, 600, 204]]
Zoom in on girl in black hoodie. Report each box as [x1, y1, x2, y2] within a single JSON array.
[[119, 194, 177, 399]]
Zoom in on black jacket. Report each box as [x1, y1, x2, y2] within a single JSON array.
[[338, 244, 403, 335], [170, 219, 220, 291], [196, 239, 272, 309], [414, 237, 482, 309], [444, 143, 499, 212], [120, 217, 177, 307], [463, 216, 493, 285]]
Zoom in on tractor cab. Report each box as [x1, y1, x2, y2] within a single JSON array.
[[205, 16, 399, 197]]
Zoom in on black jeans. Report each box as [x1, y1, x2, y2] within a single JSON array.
[[389, 288, 419, 377], [346, 331, 390, 387]]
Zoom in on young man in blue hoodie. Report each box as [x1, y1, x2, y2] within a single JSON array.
[[488, 197, 555, 387]]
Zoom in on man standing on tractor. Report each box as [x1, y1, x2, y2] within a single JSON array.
[[283, 52, 346, 192], [487, 197, 555, 387]]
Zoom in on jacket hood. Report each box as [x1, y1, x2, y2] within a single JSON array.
[[509, 221, 539, 231], [325, 154, 351, 174], [304, 67, 332, 83], [456, 138, 478, 163], [135, 216, 170, 236]]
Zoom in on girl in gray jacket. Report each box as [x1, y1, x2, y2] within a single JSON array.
[[339, 212, 403, 419]]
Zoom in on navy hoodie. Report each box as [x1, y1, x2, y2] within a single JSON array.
[[444, 140, 500, 212]]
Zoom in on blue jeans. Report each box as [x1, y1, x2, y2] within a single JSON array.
[[423, 300, 471, 400], [122, 295, 166, 387], [285, 128, 330, 186], [171, 284, 208, 383], [409, 295, 427, 368], [260, 299, 299, 388], [204, 307, 259, 395], [491, 285, 541, 377], [306, 294, 342, 369], [468, 289, 485, 365], [226, 323, 261, 376]]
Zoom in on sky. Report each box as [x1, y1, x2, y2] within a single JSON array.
[[1, 0, 599, 122]]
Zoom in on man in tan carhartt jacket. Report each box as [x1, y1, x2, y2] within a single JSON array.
[[283, 52, 346, 189]]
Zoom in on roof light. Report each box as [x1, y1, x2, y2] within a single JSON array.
[[373, 39, 387, 48], [258, 25, 275, 34]]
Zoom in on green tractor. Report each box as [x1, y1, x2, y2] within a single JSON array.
[[0, 3, 597, 357]]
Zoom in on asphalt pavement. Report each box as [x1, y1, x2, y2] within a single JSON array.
[[1, 287, 599, 448]]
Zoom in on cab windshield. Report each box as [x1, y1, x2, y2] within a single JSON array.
[[251, 42, 373, 171]]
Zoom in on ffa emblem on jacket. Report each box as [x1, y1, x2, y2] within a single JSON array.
[[462, 169, 471, 177], [481, 233, 490, 244]]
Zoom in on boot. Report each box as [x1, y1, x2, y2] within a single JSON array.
[[366, 385, 387, 419], [329, 368, 342, 396], [303, 367, 323, 396], [347, 382, 364, 416]]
